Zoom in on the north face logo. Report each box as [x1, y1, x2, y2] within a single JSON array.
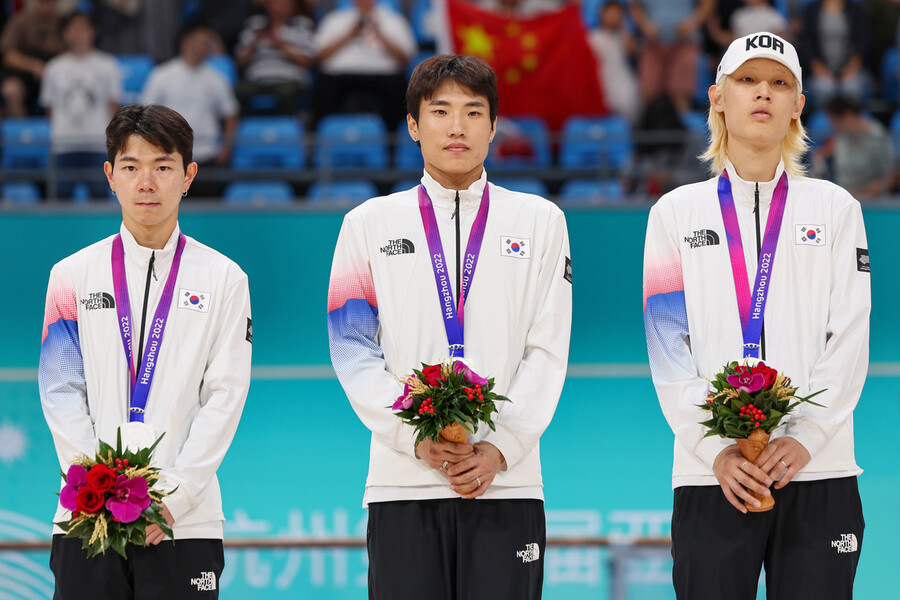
[[80, 291, 115, 310], [190, 571, 217, 591], [516, 542, 540, 563], [746, 34, 784, 54], [380, 238, 415, 256], [832, 533, 859, 554], [684, 229, 720, 249]]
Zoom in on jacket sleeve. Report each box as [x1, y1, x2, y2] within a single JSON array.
[[643, 200, 729, 468], [38, 264, 96, 469], [158, 274, 252, 522], [327, 213, 416, 457], [482, 210, 572, 469], [784, 199, 870, 457]]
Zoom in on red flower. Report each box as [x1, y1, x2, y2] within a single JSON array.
[[753, 363, 779, 390], [75, 486, 106, 514], [421, 364, 445, 387], [86, 464, 116, 493]]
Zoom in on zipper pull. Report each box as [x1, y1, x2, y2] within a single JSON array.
[[451, 191, 460, 220], [150, 251, 157, 282], [753, 182, 759, 214]]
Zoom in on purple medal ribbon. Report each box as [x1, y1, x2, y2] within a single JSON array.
[[111, 232, 186, 422], [417, 184, 490, 358], [718, 169, 789, 358]]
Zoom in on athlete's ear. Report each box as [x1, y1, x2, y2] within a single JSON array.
[[709, 84, 725, 114]]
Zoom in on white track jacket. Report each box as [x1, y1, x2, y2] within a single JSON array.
[[328, 170, 572, 506], [39, 224, 252, 539], [643, 161, 870, 488]]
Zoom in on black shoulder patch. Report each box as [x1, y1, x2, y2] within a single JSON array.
[[857, 249, 870, 273]]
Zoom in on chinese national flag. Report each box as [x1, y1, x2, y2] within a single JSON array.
[[446, 0, 607, 131]]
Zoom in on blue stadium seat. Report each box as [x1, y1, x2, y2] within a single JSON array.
[[391, 179, 421, 194], [314, 114, 389, 170], [558, 178, 625, 205], [889, 111, 900, 156], [492, 178, 549, 197], [693, 51, 715, 108], [394, 121, 424, 170], [334, 0, 402, 11], [231, 116, 305, 170], [116, 54, 155, 105], [407, 50, 435, 80], [579, 0, 607, 29], [559, 115, 634, 170], [681, 109, 709, 142], [410, 0, 437, 46], [487, 116, 552, 170], [1, 181, 42, 204], [307, 179, 379, 205], [881, 47, 899, 103], [1, 117, 51, 169], [223, 180, 295, 205], [206, 53, 238, 87], [804, 109, 833, 148]]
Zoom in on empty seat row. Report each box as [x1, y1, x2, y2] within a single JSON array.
[[2, 113, 641, 172]]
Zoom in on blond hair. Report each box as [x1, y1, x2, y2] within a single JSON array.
[[699, 79, 809, 177]]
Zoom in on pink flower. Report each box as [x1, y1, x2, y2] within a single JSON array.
[[105, 474, 152, 523], [393, 382, 414, 411], [60, 464, 87, 512], [727, 371, 765, 393], [453, 362, 488, 386]]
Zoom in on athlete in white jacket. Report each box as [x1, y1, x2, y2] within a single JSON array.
[[39, 105, 251, 599], [643, 33, 868, 599], [328, 55, 571, 599]]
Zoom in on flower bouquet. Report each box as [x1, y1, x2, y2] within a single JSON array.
[[55, 428, 174, 558], [699, 360, 825, 512], [392, 360, 509, 493]]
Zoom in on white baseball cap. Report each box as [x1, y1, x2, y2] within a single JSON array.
[[716, 32, 802, 90]]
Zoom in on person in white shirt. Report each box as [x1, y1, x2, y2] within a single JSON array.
[[39, 11, 121, 200], [327, 54, 572, 599], [141, 23, 239, 197], [643, 32, 868, 599], [40, 104, 252, 599], [313, 0, 416, 127]]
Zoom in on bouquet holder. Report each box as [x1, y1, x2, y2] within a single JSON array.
[[736, 429, 775, 512]]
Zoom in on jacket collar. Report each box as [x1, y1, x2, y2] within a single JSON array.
[[119, 223, 181, 265], [420, 169, 488, 213], [723, 158, 786, 208]]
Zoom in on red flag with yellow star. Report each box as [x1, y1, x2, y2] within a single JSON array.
[[446, 0, 607, 130]]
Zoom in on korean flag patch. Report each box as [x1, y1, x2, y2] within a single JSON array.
[[501, 236, 530, 259], [796, 224, 825, 246], [179, 289, 211, 313]]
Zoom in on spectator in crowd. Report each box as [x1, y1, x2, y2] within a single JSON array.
[[818, 95, 894, 199], [863, 0, 900, 77], [234, 0, 315, 116], [313, 0, 416, 128], [629, 0, 715, 112], [589, 0, 641, 123], [141, 24, 240, 198], [730, 0, 789, 39], [0, 0, 64, 115], [480, 0, 560, 17], [94, 0, 181, 64], [194, 0, 262, 55], [40, 11, 121, 200], [704, 0, 742, 60], [800, 0, 868, 108]]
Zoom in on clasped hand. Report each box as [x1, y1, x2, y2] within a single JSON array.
[[416, 438, 505, 499]]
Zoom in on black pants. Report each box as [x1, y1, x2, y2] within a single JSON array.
[[50, 535, 224, 599], [367, 498, 545, 600], [672, 477, 864, 600], [313, 73, 408, 129]]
